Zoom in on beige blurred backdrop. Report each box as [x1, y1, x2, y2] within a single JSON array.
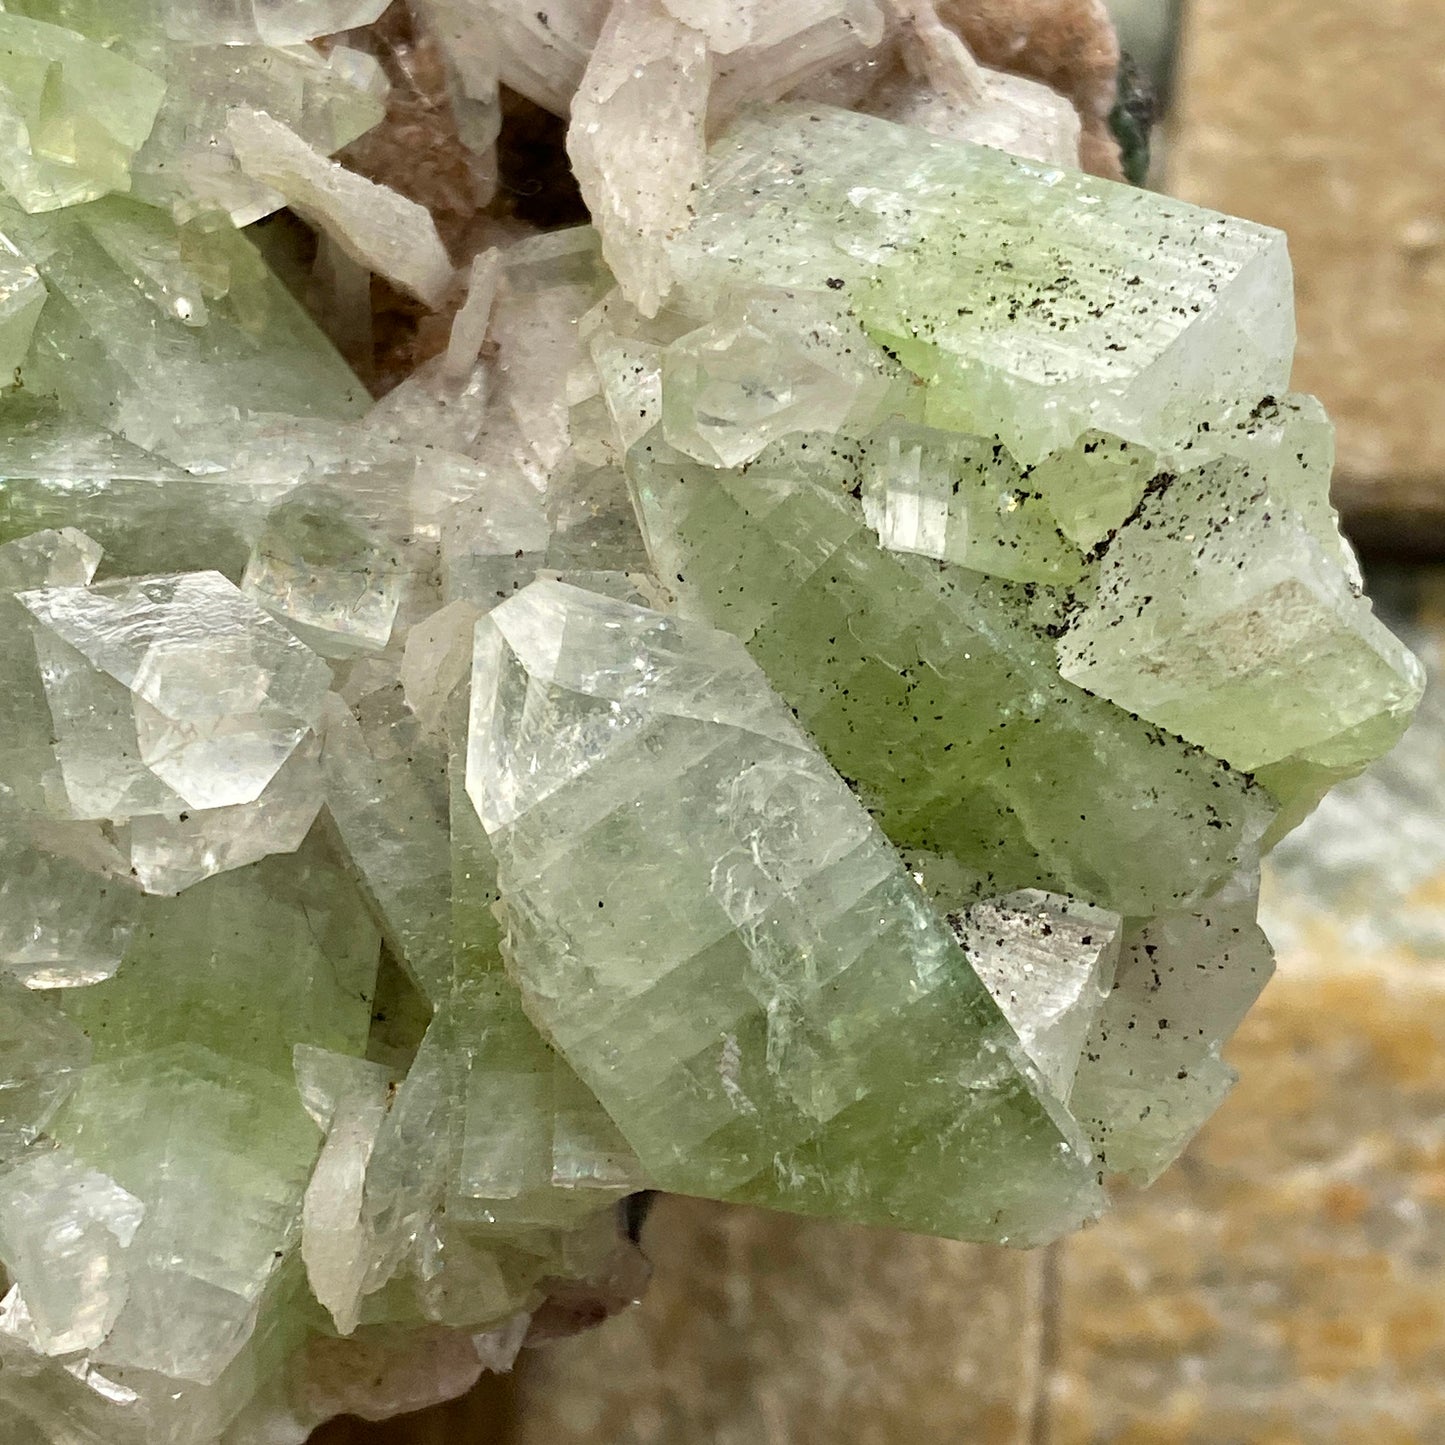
[[318, 2, 1445, 1439]]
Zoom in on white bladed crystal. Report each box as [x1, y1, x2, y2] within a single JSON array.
[[442, 248, 502, 386], [294, 1047, 393, 1337], [567, 0, 709, 317], [865, 68, 1082, 167], [227, 107, 454, 309]]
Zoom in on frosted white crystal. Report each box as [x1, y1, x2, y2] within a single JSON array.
[[1069, 872, 1275, 1180], [708, 0, 886, 116], [295, 1047, 392, 1337], [442, 248, 502, 387], [889, 0, 987, 107], [0, 1147, 144, 1355], [567, 0, 709, 317], [866, 68, 1082, 167], [662, 0, 879, 55], [953, 891, 1119, 1099], [18, 571, 331, 817], [134, 42, 386, 225], [473, 229, 612, 493], [463, 0, 610, 115], [227, 107, 454, 308]]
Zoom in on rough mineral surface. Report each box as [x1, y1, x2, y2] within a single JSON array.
[[0, 2, 1421, 1442]]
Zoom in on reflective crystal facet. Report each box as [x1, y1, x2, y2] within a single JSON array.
[[19, 571, 331, 816]]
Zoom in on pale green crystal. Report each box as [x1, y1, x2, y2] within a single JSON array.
[[51, 1044, 321, 1384], [0, 15, 164, 214], [0, 197, 366, 453], [469, 578, 1102, 1243], [1056, 452, 1423, 774], [319, 689, 453, 1004], [0, 24, 1423, 1440], [673, 105, 1294, 464], [60, 834, 380, 1076], [0, 975, 91, 1157], [0, 234, 45, 376], [859, 420, 1086, 584], [629, 432, 1270, 915]]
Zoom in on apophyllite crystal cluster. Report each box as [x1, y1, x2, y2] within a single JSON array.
[[0, 0, 1423, 1438]]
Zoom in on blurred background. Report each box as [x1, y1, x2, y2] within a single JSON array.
[[318, 1, 1445, 1439]]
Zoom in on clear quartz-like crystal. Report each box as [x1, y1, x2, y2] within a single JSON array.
[[953, 890, 1119, 1101], [0, 1146, 144, 1355], [19, 571, 331, 816]]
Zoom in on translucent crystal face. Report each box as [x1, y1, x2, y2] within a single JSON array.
[[0, 15, 1423, 1442], [19, 571, 331, 814]]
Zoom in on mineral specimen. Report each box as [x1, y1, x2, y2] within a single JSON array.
[[0, 2, 1422, 1441]]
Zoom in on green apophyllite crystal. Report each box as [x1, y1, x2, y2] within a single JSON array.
[[0, 14, 165, 214], [0, 13, 1423, 1439], [628, 431, 1270, 915], [0, 197, 367, 453], [672, 105, 1294, 465], [468, 578, 1101, 1242]]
